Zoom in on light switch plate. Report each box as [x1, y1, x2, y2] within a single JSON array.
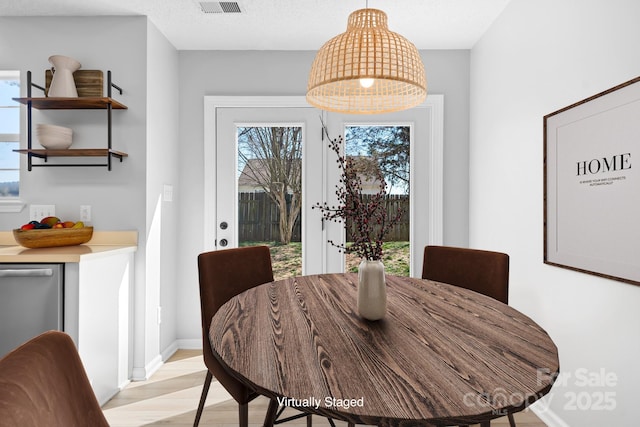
[[163, 184, 173, 202], [80, 205, 92, 222]]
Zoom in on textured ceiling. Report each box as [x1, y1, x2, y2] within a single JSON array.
[[0, 0, 512, 50]]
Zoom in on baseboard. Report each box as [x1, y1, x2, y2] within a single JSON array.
[[131, 354, 163, 381], [103, 379, 131, 405], [118, 379, 131, 391], [530, 402, 570, 427], [98, 387, 124, 406], [130, 340, 200, 381], [161, 340, 179, 361], [146, 354, 164, 378], [176, 338, 202, 350]]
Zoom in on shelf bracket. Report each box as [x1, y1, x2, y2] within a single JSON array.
[[107, 70, 123, 96]]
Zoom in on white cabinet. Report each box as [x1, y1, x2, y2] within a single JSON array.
[[64, 250, 134, 405], [0, 231, 137, 405]]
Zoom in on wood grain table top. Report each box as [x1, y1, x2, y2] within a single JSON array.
[[209, 274, 559, 426]]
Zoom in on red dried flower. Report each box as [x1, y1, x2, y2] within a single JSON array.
[[312, 124, 405, 260]]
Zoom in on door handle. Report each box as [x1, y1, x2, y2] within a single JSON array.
[[219, 239, 228, 247], [0, 269, 53, 278]]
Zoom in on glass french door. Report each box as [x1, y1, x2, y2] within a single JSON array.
[[204, 96, 444, 278], [342, 124, 411, 276], [206, 100, 325, 278], [324, 109, 434, 277]]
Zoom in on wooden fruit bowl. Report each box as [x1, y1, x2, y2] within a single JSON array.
[[13, 227, 94, 249]]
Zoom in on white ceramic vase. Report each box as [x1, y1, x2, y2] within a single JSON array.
[[357, 259, 387, 321], [48, 55, 81, 97]]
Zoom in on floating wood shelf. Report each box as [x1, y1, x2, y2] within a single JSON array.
[[14, 149, 128, 158], [13, 97, 127, 110], [13, 70, 128, 171], [13, 149, 127, 168]]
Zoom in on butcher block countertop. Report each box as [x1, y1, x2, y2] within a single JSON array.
[[0, 231, 137, 263]]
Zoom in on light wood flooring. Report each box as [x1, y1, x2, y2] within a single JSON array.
[[103, 350, 547, 427]]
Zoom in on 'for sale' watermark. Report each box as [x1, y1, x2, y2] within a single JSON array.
[[462, 367, 617, 414], [538, 367, 617, 411]]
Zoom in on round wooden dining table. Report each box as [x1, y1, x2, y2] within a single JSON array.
[[209, 273, 559, 426]]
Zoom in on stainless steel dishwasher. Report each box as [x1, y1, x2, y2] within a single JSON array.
[[0, 263, 63, 357]]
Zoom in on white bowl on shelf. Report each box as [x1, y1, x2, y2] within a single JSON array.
[[36, 123, 73, 149]]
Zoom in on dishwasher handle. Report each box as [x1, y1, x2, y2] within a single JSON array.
[[0, 268, 54, 278]]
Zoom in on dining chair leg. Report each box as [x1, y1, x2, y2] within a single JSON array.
[[240, 402, 249, 427], [193, 370, 213, 427], [347, 423, 355, 427], [507, 413, 516, 427], [480, 421, 491, 427], [307, 414, 312, 427], [263, 398, 279, 427]]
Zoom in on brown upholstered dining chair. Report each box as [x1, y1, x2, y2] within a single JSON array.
[[421, 245, 516, 427], [195, 245, 312, 427], [0, 330, 110, 427]]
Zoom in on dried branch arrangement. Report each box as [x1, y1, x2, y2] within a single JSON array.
[[313, 126, 404, 260]]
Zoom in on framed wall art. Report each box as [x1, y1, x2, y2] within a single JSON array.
[[544, 76, 640, 286]]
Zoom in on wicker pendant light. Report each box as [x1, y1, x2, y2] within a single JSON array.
[[307, 8, 427, 114]]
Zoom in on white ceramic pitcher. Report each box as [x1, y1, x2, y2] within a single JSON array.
[[48, 55, 81, 97]]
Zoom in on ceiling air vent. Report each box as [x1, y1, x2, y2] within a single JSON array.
[[199, 2, 242, 14]]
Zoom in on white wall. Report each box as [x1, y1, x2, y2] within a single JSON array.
[[145, 22, 180, 361], [176, 50, 471, 342], [470, 0, 640, 425], [0, 16, 147, 232], [0, 16, 180, 381]]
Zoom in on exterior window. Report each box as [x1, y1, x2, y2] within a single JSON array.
[[0, 71, 20, 198]]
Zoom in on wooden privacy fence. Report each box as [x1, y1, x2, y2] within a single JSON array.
[[347, 194, 409, 242], [238, 192, 409, 243], [238, 192, 301, 242]]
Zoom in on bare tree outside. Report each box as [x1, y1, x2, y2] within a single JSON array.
[[237, 126, 302, 245], [345, 126, 410, 195], [236, 124, 410, 278]]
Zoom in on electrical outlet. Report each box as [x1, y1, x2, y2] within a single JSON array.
[[30, 205, 56, 221], [80, 205, 92, 222]]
